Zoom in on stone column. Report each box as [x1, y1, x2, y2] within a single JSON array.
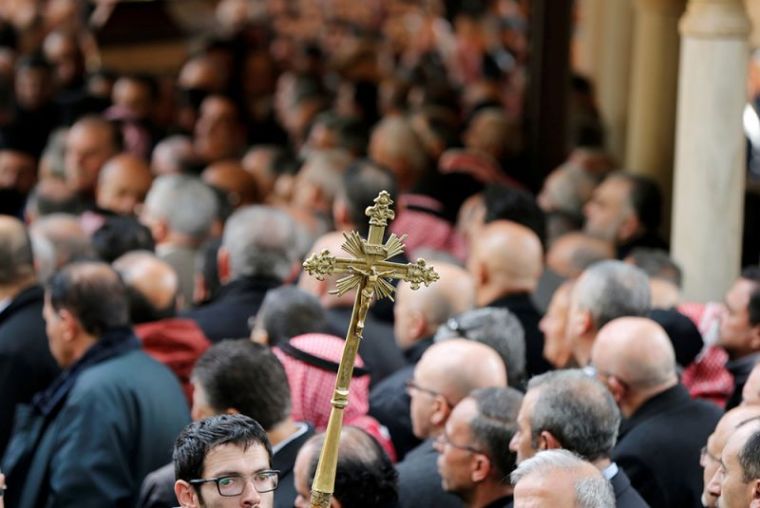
[[573, 0, 606, 81], [625, 0, 687, 230], [671, 0, 751, 302], [596, 0, 635, 161]]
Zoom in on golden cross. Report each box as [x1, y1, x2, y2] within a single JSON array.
[[302, 191, 439, 508]]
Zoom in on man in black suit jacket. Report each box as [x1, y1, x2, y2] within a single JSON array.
[[468, 220, 551, 376], [593, 317, 723, 508], [184, 206, 298, 341], [510, 369, 649, 507], [139, 340, 310, 508], [0, 216, 60, 459]]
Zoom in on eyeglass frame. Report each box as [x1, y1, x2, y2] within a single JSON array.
[[189, 470, 281, 497], [405, 379, 453, 407], [435, 429, 487, 456], [582, 364, 630, 391]]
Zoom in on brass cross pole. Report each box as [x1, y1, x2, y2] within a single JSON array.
[[302, 191, 439, 508]]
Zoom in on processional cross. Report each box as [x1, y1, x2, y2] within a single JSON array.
[[302, 191, 439, 508]]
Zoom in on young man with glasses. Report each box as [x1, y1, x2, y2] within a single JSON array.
[[434, 387, 523, 508], [174, 414, 279, 508]]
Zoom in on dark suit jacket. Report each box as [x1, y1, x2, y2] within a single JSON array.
[[396, 439, 464, 508], [326, 306, 406, 387], [273, 424, 315, 508], [612, 384, 722, 508], [725, 352, 760, 410], [183, 276, 281, 342], [0, 285, 59, 458], [370, 365, 421, 461], [610, 467, 650, 508], [487, 293, 552, 376]]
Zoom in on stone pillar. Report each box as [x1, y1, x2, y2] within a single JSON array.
[[596, 0, 635, 161], [625, 0, 687, 230], [671, 0, 751, 302], [573, 0, 606, 81]]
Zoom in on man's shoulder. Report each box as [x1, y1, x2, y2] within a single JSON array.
[[74, 349, 182, 396]]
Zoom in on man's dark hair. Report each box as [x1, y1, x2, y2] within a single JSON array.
[[123, 285, 176, 325], [742, 266, 760, 326], [173, 414, 272, 482], [342, 159, 398, 236], [306, 427, 398, 508], [16, 52, 52, 74], [627, 248, 683, 288], [47, 261, 130, 336], [739, 429, 760, 482], [91, 216, 155, 263], [0, 218, 35, 284], [192, 340, 291, 430], [612, 173, 662, 233], [527, 369, 621, 462], [483, 184, 546, 247], [195, 238, 222, 304], [468, 387, 523, 480], [255, 286, 329, 345]]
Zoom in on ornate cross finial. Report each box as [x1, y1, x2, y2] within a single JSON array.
[[301, 191, 438, 508]]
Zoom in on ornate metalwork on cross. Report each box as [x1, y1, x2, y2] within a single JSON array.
[[301, 190, 439, 508]]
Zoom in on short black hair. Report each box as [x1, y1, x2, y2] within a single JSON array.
[[468, 387, 523, 480], [92, 215, 155, 263], [627, 248, 682, 288], [483, 184, 546, 247], [740, 429, 760, 482], [742, 266, 760, 326], [255, 286, 329, 345], [47, 261, 130, 336], [192, 340, 291, 430], [306, 427, 398, 508], [342, 159, 398, 236], [0, 218, 34, 284], [173, 414, 272, 482], [195, 238, 222, 304], [615, 173, 662, 232]]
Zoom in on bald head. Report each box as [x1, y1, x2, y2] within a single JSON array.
[[113, 251, 179, 321], [416, 339, 507, 405], [0, 216, 35, 285], [744, 363, 760, 406], [394, 262, 475, 350], [202, 159, 259, 207], [96, 154, 153, 215], [468, 220, 543, 305], [31, 213, 93, 268], [547, 232, 614, 278], [592, 317, 677, 395]]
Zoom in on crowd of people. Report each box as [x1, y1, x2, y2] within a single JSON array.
[[0, 0, 759, 507]]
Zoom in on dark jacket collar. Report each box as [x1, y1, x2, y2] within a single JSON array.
[[486, 292, 536, 312], [213, 276, 282, 301], [619, 384, 691, 438], [726, 352, 760, 384], [404, 337, 433, 364], [272, 424, 315, 474], [0, 284, 43, 323], [32, 326, 140, 417], [481, 495, 514, 508]]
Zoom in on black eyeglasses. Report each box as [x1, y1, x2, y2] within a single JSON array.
[[405, 380, 453, 407], [435, 430, 486, 456], [189, 470, 280, 496]]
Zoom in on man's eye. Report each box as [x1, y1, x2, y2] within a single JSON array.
[[218, 477, 236, 487]]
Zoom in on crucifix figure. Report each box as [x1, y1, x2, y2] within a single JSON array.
[[302, 190, 439, 508]]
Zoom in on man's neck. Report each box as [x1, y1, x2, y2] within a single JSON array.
[[476, 286, 533, 307], [465, 483, 513, 508], [622, 380, 678, 418], [267, 418, 300, 447]]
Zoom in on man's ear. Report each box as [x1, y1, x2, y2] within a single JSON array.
[[217, 247, 231, 285], [539, 431, 562, 451], [333, 198, 351, 230], [607, 376, 627, 405], [471, 453, 491, 483], [430, 396, 452, 427], [175, 480, 199, 508], [408, 310, 427, 341], [750, 479, 760, 508], [617, 212, 641, 243], [151, 218, 169, 244], [58, 308, 79, 342]]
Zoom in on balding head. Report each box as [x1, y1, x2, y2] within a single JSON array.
[[151, 135, 196, 176], [547, 232, 614, 278], [0, 216, 35, 287], [298, 231, 352, 306], [369, 116, 428, 192], [591, 317, 677, 417], [202, 159, 259, 208], [96, 154, 153, 215], [394, 262, 475, 350], [30, 213, 94, 269], [468, 220, 543, 305], [113, 251, 179, 323], [702, 406, 760, 507]]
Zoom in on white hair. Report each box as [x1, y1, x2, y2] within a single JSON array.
[[144, 175, 218, 239]]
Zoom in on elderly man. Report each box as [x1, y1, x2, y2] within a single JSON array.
[[396, 339, 507, 508], [716, 267, 760, 409], [2, 262, 189, 508], [173, 414, 278, 508], [435, 387, 523, 508], [184, 206, 299, 341], [141, 175, 219, 306], [468, 219, 550, 375], [201, 159, 260, 208], [293, 427, 397, 508], [95, 153, 153, 216], [509, 369, 648, 507], [566, 260, 651, 366], [700, 405, 760, 507], [583, 171, 667, 259], [510, 449, 616, 508], [704, 419, 760, 508], [64, 115, 122, 201], [0, 217, 59, 459], [592, 317, 722, 507]]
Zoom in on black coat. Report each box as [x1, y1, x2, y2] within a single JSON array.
[[326, 306, 406, 387], [486, 293, 552, 377], [611, 384, 722, 508], [610, 466, 650, 508], [370, 365, 420, 461], [183, 276, 281, 342], [0, 285, 59, 458], [396, 439, 464, 508]]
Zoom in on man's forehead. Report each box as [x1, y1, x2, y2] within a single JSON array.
[[203, 442, 270, 475]]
